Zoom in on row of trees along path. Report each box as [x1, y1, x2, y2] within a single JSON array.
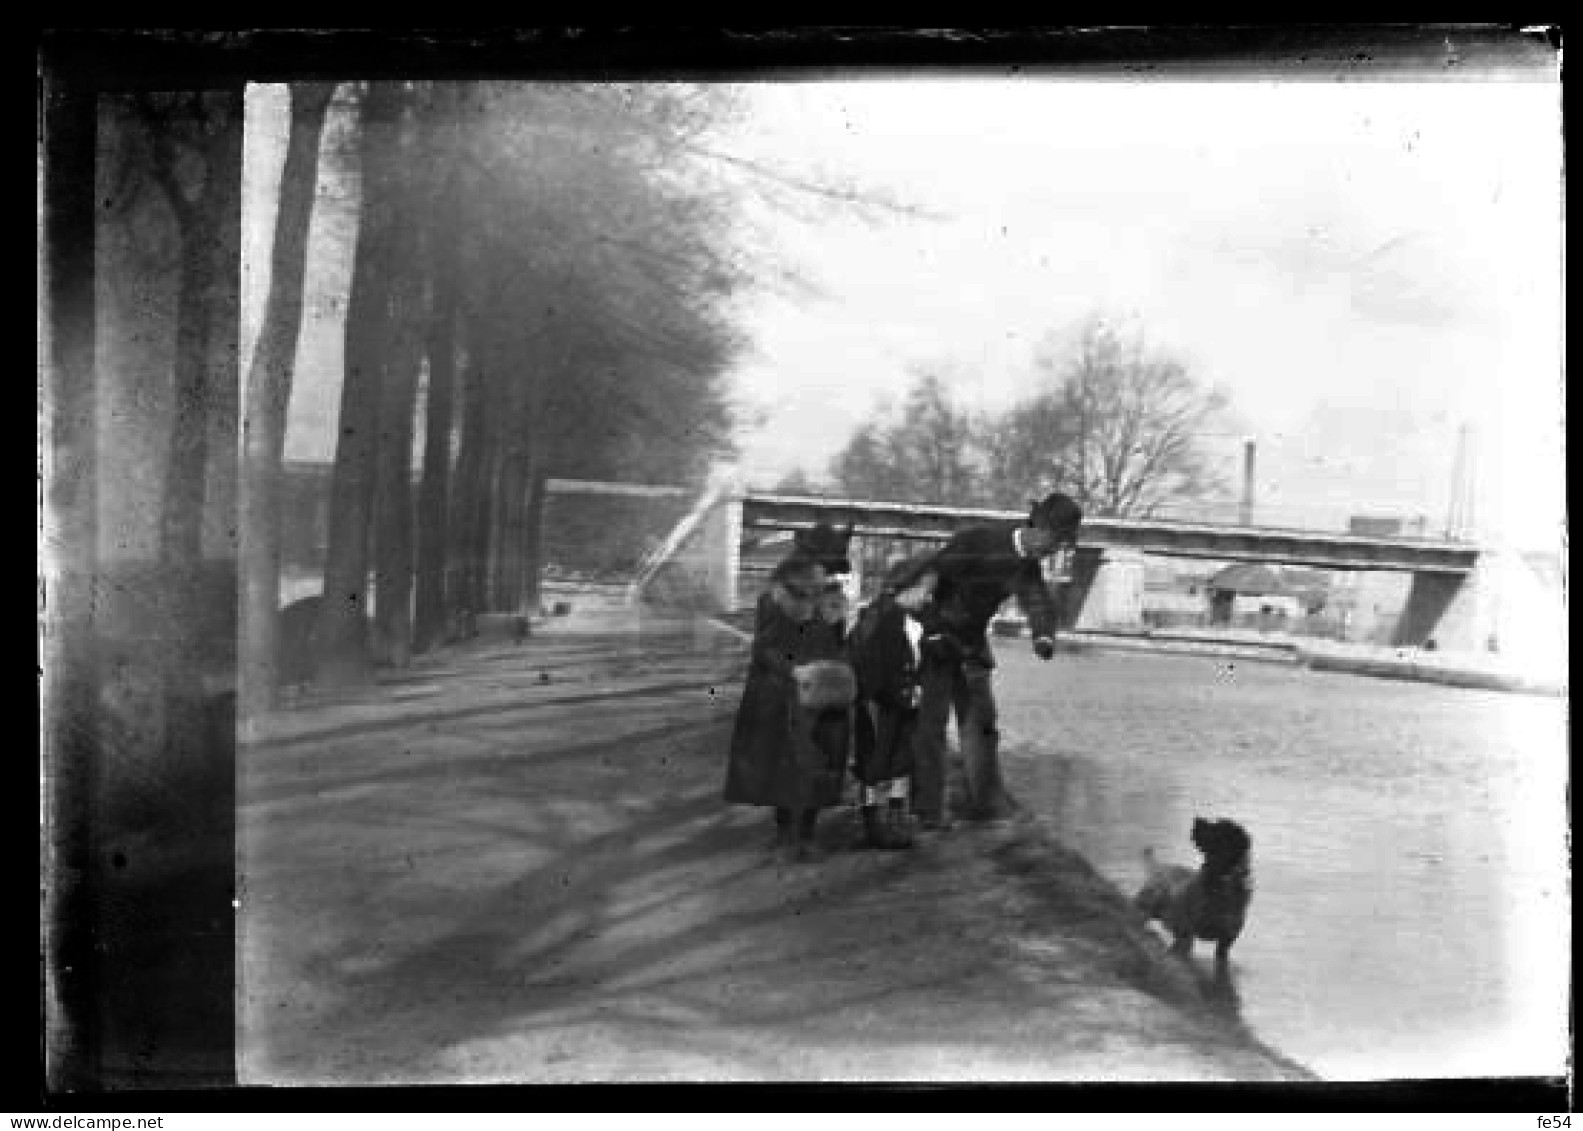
[[95, 80, 918, 718], [93, 80, 1232, 728]]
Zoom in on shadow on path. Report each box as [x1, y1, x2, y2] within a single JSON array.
[[240, 637, 1315, 1084]]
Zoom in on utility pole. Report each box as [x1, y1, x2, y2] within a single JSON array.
[[1446, 422, 1476, 540], [1076, 363, 1088, 512], [1239, 436, 1257, 526]]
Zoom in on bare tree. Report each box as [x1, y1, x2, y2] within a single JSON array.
[[279, 80, 912, 679], [412, 241, 460, 652], [317, 82, 406, 687], [827, 322, 1232, 519], [447, 320, 494, 635], [119, 90, 246, 822], [131, 92, 245, 570], [896, 372, 981, 506], [829, 373, 982, 507], [239, 81, 338, 714], [771, 468, 821, 494], [369, 86, 443, 668], [975, 394, 1078, 511], [829, 422, 909, 503], [1039, 318, 1231, 517]]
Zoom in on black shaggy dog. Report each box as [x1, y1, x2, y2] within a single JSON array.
[[1135, 817, 1254, 975]]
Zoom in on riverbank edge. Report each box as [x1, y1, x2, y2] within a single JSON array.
[[945, 802, 1322, 1083], [1058, 628, 1566, 697], [635, 616, 1318, 1080], [320, 614, 1318, 1082], [688, 600, 1563, 697]]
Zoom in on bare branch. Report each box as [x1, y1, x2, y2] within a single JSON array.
[[685, 145, 951, 224]]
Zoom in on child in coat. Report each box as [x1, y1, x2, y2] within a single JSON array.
[[848, 555, 939, 850]]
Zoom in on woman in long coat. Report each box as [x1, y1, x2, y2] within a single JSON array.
[[723, 527, 855, 861]]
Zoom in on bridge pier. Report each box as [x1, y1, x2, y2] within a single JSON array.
[[1070, 547, 1147, 632], [1060, 548, 1100, 629], [1393, 571, 1479, 651]]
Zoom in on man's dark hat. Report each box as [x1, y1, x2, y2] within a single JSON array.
[[1029, 492, 1083, 538]]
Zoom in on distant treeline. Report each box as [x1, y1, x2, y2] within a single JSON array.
[[802, 318, 1235, 518]]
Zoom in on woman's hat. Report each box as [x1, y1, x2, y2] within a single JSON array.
[[790, 521, 855, 575]]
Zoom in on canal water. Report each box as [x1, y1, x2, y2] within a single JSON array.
[[991, 647, 1569, 1081]]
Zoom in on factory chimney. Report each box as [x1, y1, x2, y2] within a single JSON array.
[[1239, 437, 1257, 526]]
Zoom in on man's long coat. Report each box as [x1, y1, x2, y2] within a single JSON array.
[[922, 522, 1061, 664]]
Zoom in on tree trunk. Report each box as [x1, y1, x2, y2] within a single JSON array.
[[484, 444, 508, 610], [488, 363, 522, 612], [413, 290, 457, 653], [203, 99, 245, 569], [317, 82, 401, 687], [410, 92, 461, 653], [370, 87, 449, 668], [107, 86, 244, 1088], [467, 439, 496, 620], [148, 91, 244, 804], [489, 340, 543, 612], [480, 338, 507, 610], [157, 173, 218, 571], [477, 336, 516, 611], [520, 468, 549, 614], [370, 254, 426, 667], [448, 337, 491, 633], [145, 91, 244, 577], [492, 445, 529, 611], [239, 81, 335, 718]]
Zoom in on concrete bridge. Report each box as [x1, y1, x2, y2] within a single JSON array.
[[635, 480, 1530, 659], [738, 492, 1478, 574]]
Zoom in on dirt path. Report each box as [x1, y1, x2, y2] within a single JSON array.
[[238, 625, 1315, 1084]]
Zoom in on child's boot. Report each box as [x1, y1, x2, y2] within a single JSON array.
[[885, 797, 915, 849], [771, 807, 796, 856], [795, 808, 823, 862], [860, 804, 887, 849]]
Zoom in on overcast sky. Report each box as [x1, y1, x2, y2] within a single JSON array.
[[252, 73, 1563, 551], [716, 78, 1563, 549]]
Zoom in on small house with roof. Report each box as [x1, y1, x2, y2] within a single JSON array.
[[1206, 562, 1305, 626]]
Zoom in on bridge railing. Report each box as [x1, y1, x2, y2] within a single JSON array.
[[739, 492, 1480, 574], [630, 482, 1485, 629], [740, 490, 1472, 542]]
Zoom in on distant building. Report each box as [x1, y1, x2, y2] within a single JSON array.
[[1348, 516, 1401, 537], [1327, 570, 1413, 644], [1141, 556, 1216, 628], [1206, 563, 1303, 626], [1280, 568, 1332, 615], [1349, 514, 1429, 538]]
